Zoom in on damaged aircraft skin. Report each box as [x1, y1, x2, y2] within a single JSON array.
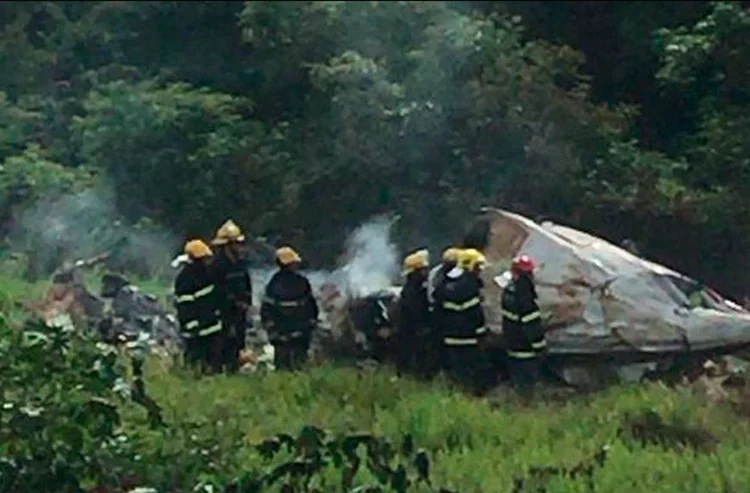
[[468, 208, 750, 385]]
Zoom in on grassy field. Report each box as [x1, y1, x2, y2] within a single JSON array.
[[117, 360, 749, 493], [4, 265, 750, 492]]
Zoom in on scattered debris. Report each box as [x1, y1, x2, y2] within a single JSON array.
[[312, 282, 401, 365], [19, 253, 109, 330], [20, 254, 181, 358]]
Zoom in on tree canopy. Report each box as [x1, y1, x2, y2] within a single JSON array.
[[0, 1, 748, 297]]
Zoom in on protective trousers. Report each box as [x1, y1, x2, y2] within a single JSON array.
[[185, 332, 224, 375], [221, 308, 248, 373], [398, 329, 441, 379], [506, 355, 541, 396], [396, 331, 419, 375], [443, 345, 485, 393]]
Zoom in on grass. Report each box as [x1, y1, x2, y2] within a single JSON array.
[[3, 263, 750, 492], [128, 361, 750, 492]]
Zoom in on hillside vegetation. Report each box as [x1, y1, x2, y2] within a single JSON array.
[[0, 1, 748, 295]]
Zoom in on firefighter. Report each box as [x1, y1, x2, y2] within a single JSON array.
[[212, 219, 253, 373], [260, 246, 319, 371], [434, 248, 488, 392], [501, 254, 546, 395], [173, 240, 223, 374], [425, 247, 461, 377], [396, 249, 431, 376]]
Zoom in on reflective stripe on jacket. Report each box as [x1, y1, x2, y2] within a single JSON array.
[[501, 276, 545, 358], [261, 268, 319, 343], [434, 270, 486, 347], [174, 262, 222, 339]]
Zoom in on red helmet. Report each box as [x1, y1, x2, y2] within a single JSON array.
[[511, 255, 535, 274]]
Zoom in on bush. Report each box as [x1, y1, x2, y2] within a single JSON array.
[[0, 317, 131, 492], [74, 80, 294, 238]]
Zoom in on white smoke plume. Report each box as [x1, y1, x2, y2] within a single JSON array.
[[330, 215, 401, 297], [250, 215, 401, 304], [12, 187, 179, 279], [13, 185, 401, 300]]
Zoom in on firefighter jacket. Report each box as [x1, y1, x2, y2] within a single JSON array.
[[260, 268, 319, 343], [434, 269, 487, 346], [501, 274, 545, 359], [398, 270, 431, 336], [173, 261, 222, 339], [214, 250, 253, 314]]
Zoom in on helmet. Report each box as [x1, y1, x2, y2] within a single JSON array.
[[184, 239, 213, 260], [458, 248, 487, 271], [276, 246, 302, 266], [442, 247, 461, 263], [403, 249, 429, 275], [212, 219, 246, 245], [511, 255, 535, 274]]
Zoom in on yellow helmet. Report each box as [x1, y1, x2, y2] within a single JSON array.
[[442, 247, 461, 263], [458, 248, 486, 271], [403, 249, 429, 275], [184, 239, 213, 260], [212, 219, 246, 245], [276, 246, 302, 266]]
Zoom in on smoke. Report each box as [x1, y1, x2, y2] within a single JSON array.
[[250, 215, 401, 304], [13, 182, 401, 299], [330, 215, 401, 297], [12, 187, 179, 279]]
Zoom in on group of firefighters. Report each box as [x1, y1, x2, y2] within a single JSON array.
[[173, 218, 319, 373], [397, 247, 546, 394], [173, 218, 547, 394]]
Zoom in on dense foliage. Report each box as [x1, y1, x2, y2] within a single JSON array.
[[0, 1, 748, 295], [0, 316, 129, 492]]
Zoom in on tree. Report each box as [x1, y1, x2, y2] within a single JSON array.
[[649, 1, 750, 293], [74, 80, 294, 238]]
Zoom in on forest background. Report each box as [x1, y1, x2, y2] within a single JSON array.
[[1, 1, 749, 299]]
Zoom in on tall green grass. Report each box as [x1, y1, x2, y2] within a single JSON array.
[[117, 359, 750, 492]]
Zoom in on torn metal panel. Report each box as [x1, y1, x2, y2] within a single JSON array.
[[473, 208, 750, 357]]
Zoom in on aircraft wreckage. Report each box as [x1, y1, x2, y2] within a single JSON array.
[[26, 208, 750, 385], [450, 207, 750, 385]]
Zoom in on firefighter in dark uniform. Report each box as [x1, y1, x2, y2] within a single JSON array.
[[425, 247, 460, 376], [173, 240, 223, 374], [212, 219, 253, 373], [396, 249, 431, 376], [261, 246, 319, 371], [434, 248, 488, 393], [501, 254, 546, 395]]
